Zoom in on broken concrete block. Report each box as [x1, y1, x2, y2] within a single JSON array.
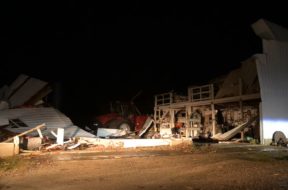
[[0, 143, 15, 157]]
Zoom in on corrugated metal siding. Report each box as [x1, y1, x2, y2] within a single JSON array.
[[9, 78, 47, 108], [256, 40, 288, 140], [6, 74, 29, 98], [0, 107, 72, 127], [0, 107, 95, 138]]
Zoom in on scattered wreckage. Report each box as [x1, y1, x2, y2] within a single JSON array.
[[0, 74, 96, 156], [0, 65, 275, 157], [0, 75, 180, 157], [153, 59, 261, 144], [0, 69, 263, 157], [3, 19, 288, 158]]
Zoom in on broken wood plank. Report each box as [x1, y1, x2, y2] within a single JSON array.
[[37, 128, 43, 138], [212, 116, 258, 141], [2, 123, 46, 143]]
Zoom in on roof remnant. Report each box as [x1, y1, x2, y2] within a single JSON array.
[[252, 19, 288, 41], [0, 107, 95, 139], [0, 74, 51, 108]]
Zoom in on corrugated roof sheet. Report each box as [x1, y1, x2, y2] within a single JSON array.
[[8, 77, 48, 108], [6, 74, 29, 98], [0, 107, 95, 138], [258, 41, 288, 118]]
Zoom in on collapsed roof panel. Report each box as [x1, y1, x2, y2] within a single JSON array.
[[252, 19, 288, 41], [24, 85, 52, 106], [0, 107, 73, 128], [0, 107, 95, 138], [8, 77, 48, 108], [0, 74, 51, 108], [6, 74, 30, 99]]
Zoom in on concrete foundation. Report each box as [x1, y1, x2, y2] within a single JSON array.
[[0, 143, 18, 157]]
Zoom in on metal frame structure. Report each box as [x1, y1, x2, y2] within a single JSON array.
[[154, 77, 261, 139]]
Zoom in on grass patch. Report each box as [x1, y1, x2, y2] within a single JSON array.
[[0, 156, 24, 172]]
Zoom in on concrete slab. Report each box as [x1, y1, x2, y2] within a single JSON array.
[[0, 143, 16, 157]]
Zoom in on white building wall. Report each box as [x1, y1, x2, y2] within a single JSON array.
[[256, 40, 288, 144]]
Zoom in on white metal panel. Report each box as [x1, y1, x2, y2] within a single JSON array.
[[0, 107, 95, 138], [0, 108, 72, 127], [59, 125, 95, 138], [6, 74, 29, 98], [97, 128, 126, 137], [8, 77, 48, 108], [256, 40, 288, 141]]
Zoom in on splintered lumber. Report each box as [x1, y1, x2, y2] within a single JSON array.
[[2, 123, 46, 143], [212, 116, 258, 141]]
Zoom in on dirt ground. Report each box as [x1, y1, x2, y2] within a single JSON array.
[[1, 144, 288, 190]]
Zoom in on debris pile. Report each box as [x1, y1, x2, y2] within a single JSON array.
[[0, 74, 189, 157], [0, 75, 95, 156]]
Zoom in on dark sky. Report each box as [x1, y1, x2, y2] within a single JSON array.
[[1, 2, 288, 124]]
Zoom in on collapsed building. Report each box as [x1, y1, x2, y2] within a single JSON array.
[[0, 74, 95, 143], [154, 19, 288, 145], [0, 75, 171, 157], [1, 19, 288, 157]]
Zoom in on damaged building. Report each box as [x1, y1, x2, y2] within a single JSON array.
[[154, 60, 260, 142], [154, 19, 288, 145], [0, 74, 95, 156], [1, 18, 288, 157], [0, 74, 94, 138]]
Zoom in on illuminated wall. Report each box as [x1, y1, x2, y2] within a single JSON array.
[[256, 40, 288, 144], [252, 19, 288, 144]]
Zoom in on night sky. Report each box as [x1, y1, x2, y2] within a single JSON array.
[[1, 2, 288, 126]]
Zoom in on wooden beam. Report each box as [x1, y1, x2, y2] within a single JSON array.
[[211, 104, 216, 136], [239, 78, 243, 119], [157, 93, 260, 109], [2, 123, 46, 143]]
